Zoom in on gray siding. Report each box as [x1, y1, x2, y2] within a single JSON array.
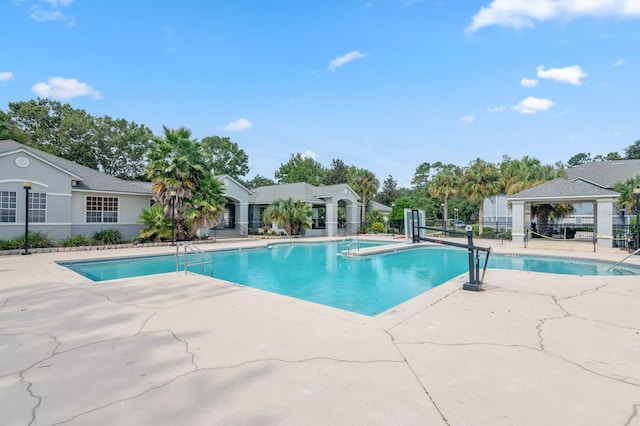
[[0, 151, 74, 242]]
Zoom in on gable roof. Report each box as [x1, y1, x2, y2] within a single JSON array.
[[216, 174, 252, 195], [0, 140, 151, 195], [369, 200, 392, 213], [508, 178, 619, 202], [249, 182, 360, 205], [565, 159, 640, 189]]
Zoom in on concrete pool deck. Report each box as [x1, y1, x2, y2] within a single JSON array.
[[1, 236, 639, 425]]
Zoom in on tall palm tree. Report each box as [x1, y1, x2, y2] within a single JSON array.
[[428, 165, 460, 228], [498, 156, 566, 196], [146, 126, 225, 240], [497, 156, 567, 235], [461, 159, 499, 236], [351, 169, 379, 228], [184, 174, 226, 238]]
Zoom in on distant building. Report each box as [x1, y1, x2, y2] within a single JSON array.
[[500, 159, 640, 248], [0, 140, 361, 243]]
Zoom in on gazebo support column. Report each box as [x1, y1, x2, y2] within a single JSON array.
[[511, 201, 526, 244], [596, 198, 614, 248]]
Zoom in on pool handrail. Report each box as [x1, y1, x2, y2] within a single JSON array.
[[340, 236, 360, 257], [606, 248, 640, 271], [280, 229, 293, 245], [176, 242, 213, 276]]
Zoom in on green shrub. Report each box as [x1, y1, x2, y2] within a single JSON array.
[[0, 236, 23, 250], [93, 229, 122, 245], [62, 235, 93, 247], [0, 231, 53, 250], [371, 222, 384, 233], [481, 227, 496, 238], [28, 231, 53, 248]]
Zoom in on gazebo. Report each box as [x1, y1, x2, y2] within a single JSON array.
[[508, 179, 620, 248]]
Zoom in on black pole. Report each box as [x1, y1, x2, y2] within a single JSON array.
[[634, 188, 640, 250], [22, 183, 31, 255], [171, 194, 176, 246], [463, 226, 483, 291]]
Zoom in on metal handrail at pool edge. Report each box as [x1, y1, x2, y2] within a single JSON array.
[[176, 242, 213, 276]]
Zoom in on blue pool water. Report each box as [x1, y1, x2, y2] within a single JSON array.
[[60, 242, 640, 316]]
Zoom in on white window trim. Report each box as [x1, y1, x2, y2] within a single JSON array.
[[85, 195, 120, 224]]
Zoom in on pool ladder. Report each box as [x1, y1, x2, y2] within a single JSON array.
[[340, 236, 360, 257], [606, 248, 640, 271], [176, 242, 213, 276]]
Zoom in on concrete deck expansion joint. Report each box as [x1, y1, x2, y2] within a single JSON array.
[[1, 238, 639, 425]]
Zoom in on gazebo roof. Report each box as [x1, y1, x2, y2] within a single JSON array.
[[508, 178, 619, 203]]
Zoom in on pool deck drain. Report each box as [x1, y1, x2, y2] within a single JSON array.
[[1, 236, 639, 425]]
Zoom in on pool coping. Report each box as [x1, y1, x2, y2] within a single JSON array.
[[2, 235, 640, 425]]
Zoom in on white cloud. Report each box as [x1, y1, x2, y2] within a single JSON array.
[[224, 118, 252, 132], [0, 72, 14, 82], [31, 76, 101, 100], [512, 97, 554, 114], [28, 0, 74, 24], [613, 59, 627, 67], [30, 8, 64, 22], [487, 106, 505, 113], [536, 65, 587, 85], [467, 0, 640, 32], [301, 149, 319, 159], [328, 51, 367, 71], [520, 77, 538, 87], [460, 115, 475, 124], [41, 0, 74, 6]]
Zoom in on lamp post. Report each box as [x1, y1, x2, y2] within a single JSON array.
[[170, 190, 177, 245], [22, 181, 31, 255], [441, 203, 446, 232], [634, 187, 640, 251]]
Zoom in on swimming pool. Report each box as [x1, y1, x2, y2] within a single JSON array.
[[60, 242, 640, 316]]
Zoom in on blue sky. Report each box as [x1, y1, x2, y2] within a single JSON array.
[[1, 1, 639, 187]]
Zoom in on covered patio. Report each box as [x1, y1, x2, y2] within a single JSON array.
[[508, 179, 620, 249]]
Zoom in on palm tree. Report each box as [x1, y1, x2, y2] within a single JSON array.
[[136, 203, 173, 242], [428, 165, 460, 228], [351, 169, 379, 229], [184, 174, 226, 238], [289, 200, 314, 236], [614, 175, 640, 218], [147, 126, 203, 238], [461, 159, 499, 236], [263, 198, 313, 236], [263, 199, 294, 235], [146, 125, 225, 240]]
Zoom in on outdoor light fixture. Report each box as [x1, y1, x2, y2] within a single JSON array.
[[634, 186, 640, 251], [22, 181, 31, 255], [170, 190, 177, 246]]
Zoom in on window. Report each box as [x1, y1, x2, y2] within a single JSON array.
[[29, 192, 47, 223], [86, 196, 119, 223], [0, 191, 17, 223]]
